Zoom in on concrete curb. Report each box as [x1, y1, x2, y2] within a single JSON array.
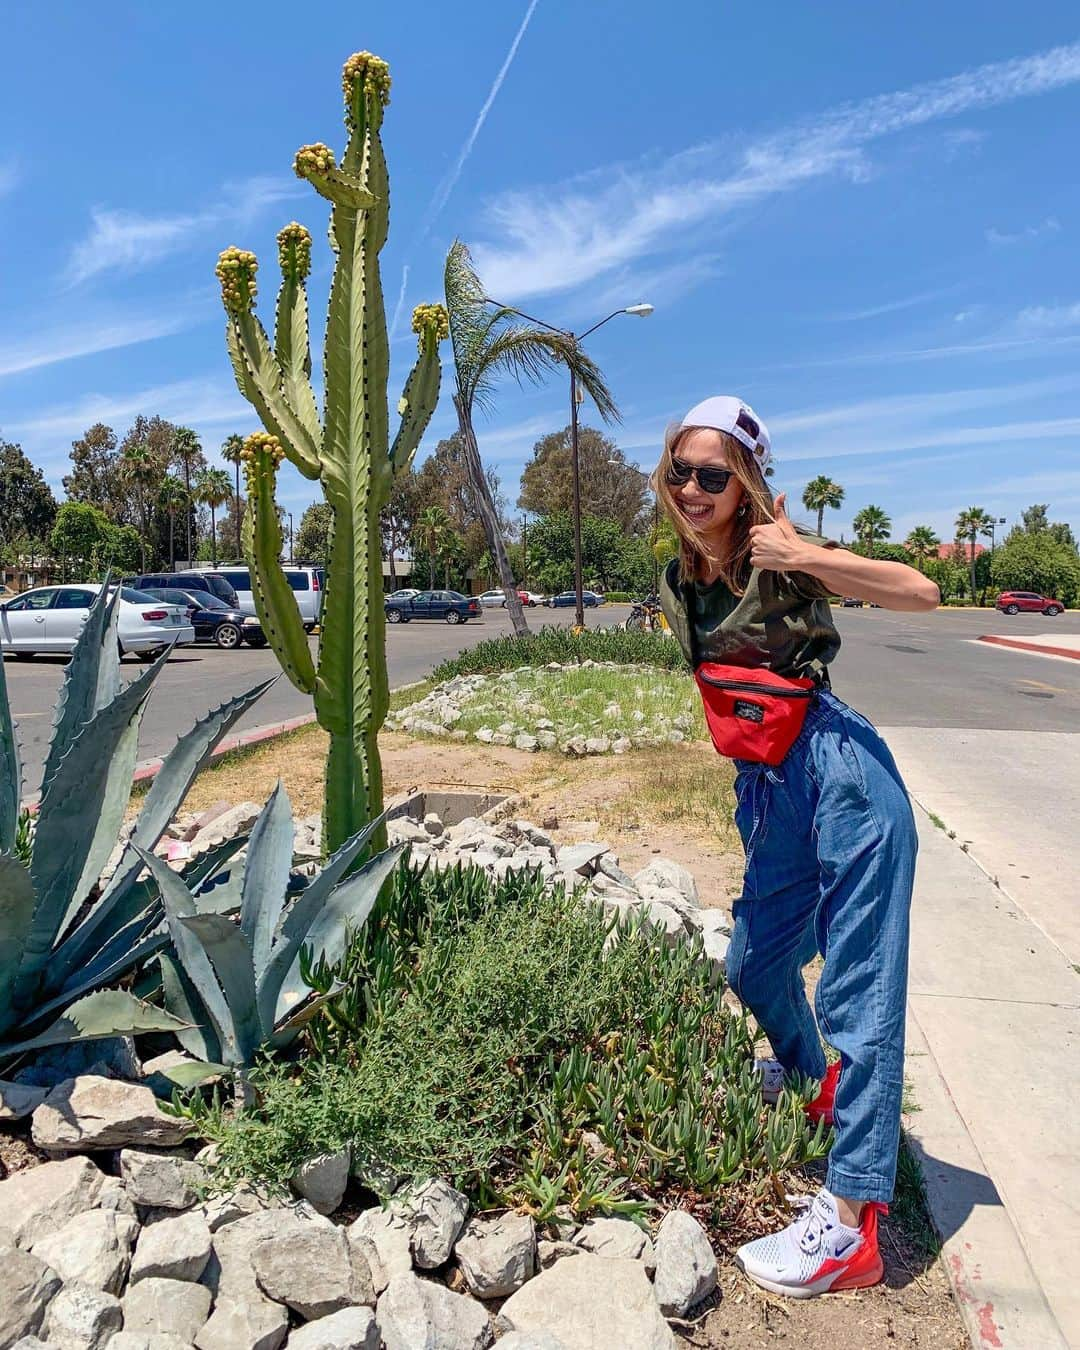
[[977, 634, 1080, 660]]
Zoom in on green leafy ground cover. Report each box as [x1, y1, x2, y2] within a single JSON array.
[[431, 627, 690, 682]]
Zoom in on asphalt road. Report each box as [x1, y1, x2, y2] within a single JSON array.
[[6, 604, 1079, 798]]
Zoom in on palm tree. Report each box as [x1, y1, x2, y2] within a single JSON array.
[[415, 505, 450, 589], [172, 426, 204, 564], [802, 475, 845, 537], [194, 467, 233, 567], [904, 525, 940, 572], [443, 240, 618, 638], [159, 474, 188, 569], [955, 506, 993, 606], [220, 434, 245, 560], [851, 504, 892, 558], [120, 441, 159, 570]]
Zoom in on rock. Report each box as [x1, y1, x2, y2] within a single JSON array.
[[652, 1210, 717, 1316], [537, 1238, 581, 1270], [700, 928, 730, 983], [32, 1075, 190, 1152], [130, 1209, 212, 1284], [13, 1037, 141, 1090], [109, 1335, 195, 1350], [121, 1149, 207, 1210], [562, 737, 587, 758], [583, 737, 610, 756], [540, 814, 559, 830], [189, 802, 261, 853], [422, 813, 444, 837], [0, 1247, 62, 1346], [610, 737, 632, 755], [194, 1294, 288, 1350], [474, 728, 495, 744], [396, 1177, 469, 1269], [555, 843, 609, 877], [639, 899, 691, 945], [497, 722, 516, 735], [572, 1217, 650, 1263], [490, 733, 512, 747], [496, 1334, 571, 1350], [43, 1284, 123, 1350], [0, 1155, 106, 1247], [251, 1221, 376, 1319], [285, 1307, 380, 1350], [141, 1051, 200, 1099], [291, 1148, 351, 1215], [496, 1255, 674, 1349], [0, 1079, 48, 1120], [124, 1277, 213, 1342], [349, 1207, 412, 1284], [96, 1174, 138, 1217], [376, 1272, 492, 1350], [633, 860, 698, 905], [454, 1212, 536, 1299], [208, 1208, 331, 1300], [200, 1185, 276, 1232], [513, 733, 540, 752], [594, 855, 640, 892], [535, 731, 557, 750], [31, 1209, 139, 1294]]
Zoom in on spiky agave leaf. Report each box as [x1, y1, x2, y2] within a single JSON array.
[[0, 988, 189, 1061], [0, 638, 22, 854]]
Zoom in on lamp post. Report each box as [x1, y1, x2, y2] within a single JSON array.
[[987, 515, 1007, 594], [287, 512, 294, 565], [484, 298, 653, 628]]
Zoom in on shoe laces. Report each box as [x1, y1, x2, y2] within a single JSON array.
[[785, 1193, 836, 1255]]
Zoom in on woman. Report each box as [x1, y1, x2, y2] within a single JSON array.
[[655, 396, 939, 1298]]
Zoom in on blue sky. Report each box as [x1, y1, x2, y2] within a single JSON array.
[[2, 1, 1079, 546]]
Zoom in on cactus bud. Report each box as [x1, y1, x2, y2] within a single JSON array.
[[294, 142, 337, 180], [342, 51, 391, 116], [216, 246, 258, 315], [276, 221, 312, 281], [240, 431, 285, 493], [411, 302, 450, 353]]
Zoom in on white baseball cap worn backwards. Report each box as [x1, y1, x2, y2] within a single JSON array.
[[680, 395, 771, 473]]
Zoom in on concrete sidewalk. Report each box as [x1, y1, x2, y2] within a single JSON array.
[[897, 784, 1080, 1347]]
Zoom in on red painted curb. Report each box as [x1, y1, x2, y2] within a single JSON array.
[[130, 712, 320, 784], [978, 635, 1080, 661]]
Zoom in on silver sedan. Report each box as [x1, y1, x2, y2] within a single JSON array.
[[0, 584, 195, 662]]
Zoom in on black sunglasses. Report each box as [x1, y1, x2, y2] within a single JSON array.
[[665, 456, 735, 495]]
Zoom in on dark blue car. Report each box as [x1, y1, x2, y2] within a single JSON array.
[[385, 589, 481, 624], [140, 588, 247, 649], [545, 590, 603, 608]]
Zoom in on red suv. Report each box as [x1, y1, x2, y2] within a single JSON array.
[[995, 591, 1065, 615]]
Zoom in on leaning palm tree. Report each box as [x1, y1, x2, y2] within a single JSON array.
[[194, 467, 233, 567], [851, 504, 892, 558], [220, 434, 245, 560], [415, 505, 450, 589], [955, 506, 993, 606], [120, 441, 159, 570], [443, 240, 618, 638], [904, 525, 941, 573], [159, 474, 188, 569], [802, 475, 845, 537]]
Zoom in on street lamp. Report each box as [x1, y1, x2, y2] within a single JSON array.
[[287, 511, 294, 565], [484, 298, 653, 628]]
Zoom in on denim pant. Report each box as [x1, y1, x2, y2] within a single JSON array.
[[726, 689, 917, 1203]]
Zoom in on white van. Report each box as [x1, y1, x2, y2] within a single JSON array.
[[205, 566, 324, 631]]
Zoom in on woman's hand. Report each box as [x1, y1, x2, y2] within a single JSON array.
[[749, 495, 812, 571]]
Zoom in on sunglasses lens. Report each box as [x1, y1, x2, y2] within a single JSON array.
[[666, 459, 693, 485], [698, 468, 732, 494]]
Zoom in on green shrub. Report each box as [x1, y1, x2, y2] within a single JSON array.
[[197, 861, 829, 1221], [431, 626, 690, 683], [603, 591, 632, 603]]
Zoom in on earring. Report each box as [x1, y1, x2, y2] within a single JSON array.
[[737, 501, 749, 518]]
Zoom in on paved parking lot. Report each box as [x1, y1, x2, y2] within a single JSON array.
[[6, 604, 1079, 797]]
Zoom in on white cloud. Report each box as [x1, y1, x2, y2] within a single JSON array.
[[472, 40, 1080, 301], [1016, 300, 1080, 330], [0, 161, 18, 196], [6, 376, 253, 442], [985, 216, 1061, 245], [825, 286, 958, 322], [63, 175, 304, 287], [0, 311, 195, 378]]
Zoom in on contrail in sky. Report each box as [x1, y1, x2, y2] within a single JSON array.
[[389, 263, 410, 339]]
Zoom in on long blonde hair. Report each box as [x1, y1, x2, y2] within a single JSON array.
[[651, 424, 775, 593]]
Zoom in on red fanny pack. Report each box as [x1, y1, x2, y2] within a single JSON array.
[[694, 661, 816, 765]]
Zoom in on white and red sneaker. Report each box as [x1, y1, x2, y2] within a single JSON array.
[[754, 1058, 840, 1126], [736, 1189, 886, 1298]]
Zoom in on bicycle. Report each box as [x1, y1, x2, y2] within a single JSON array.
[[625, 599, 662, 632]]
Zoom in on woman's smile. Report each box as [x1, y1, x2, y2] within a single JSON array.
[[677, 499, 716, 524]]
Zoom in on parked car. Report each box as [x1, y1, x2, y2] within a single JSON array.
[[132, 570, 239, 608], [477, 589, 508, 608], [995, 591, 1065, 616], [545, 590, 603, 608], [385, 589, 481, 624], [139, 587, 247, 649], [241, 616, 267, 648], [840, 596, 865, 607], [199, 566, 324, 630], [386, 588, 420, 602], [0, 585, 194, 661]]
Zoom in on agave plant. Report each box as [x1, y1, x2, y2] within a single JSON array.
[[135, 782, 403, 1098], [0, 583, 276, 1060]]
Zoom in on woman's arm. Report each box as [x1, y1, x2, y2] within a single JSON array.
[[749, 494, 940, 612]]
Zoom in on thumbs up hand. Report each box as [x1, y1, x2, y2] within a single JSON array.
[[748, 493, 810, 572]]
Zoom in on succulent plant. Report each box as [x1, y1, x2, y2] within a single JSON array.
[[218, 50, 447, 857], [136, 782, 402, 1098], [0, 583, 276, 1060]]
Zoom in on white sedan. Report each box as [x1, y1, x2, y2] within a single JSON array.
[[0, 584, 195, 662]]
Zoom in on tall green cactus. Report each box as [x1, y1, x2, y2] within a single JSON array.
[[217, 52, 448, 855]]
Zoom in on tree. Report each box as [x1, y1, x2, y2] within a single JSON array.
[[171, 426, 204, 564], [414, 505, 451, 589], [49, 502, 114, 579], [63, 423, 126, 520], [443, 240, 617, 637], [955, 506, 994, 606], [194, 467, 233, 567], [297, 502, 334, 563], [0, 439, 57, 548], [220, 434, 245, 560], [414, 434, 504, 581], [159, 475, 188, 569], [528, 511, 652, 595], [119, 439, 159, 571], [518, 426, 646, 532], [802, 475, 845, 537], [1020, 503, 1076, 550], [992, 529, 1080, 607], [382, 467, 421, 589], [851, 505, 891, 557], [904, 525, 941, 572]]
